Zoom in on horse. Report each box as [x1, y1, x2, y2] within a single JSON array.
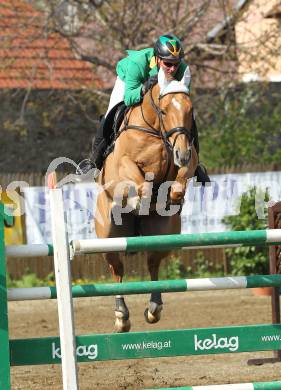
[[95, 76, 198, 332]]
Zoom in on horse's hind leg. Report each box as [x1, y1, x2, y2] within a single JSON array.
[[144, 252, 164, 324], [106, 252, 131, 333]]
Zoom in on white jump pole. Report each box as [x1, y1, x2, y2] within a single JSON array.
[[6, 244, 53, 257], [48, 173, 79, 390]]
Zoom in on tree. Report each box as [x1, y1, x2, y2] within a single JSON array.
[[198, 83, 281, 168], [41, 1, 281, 90]]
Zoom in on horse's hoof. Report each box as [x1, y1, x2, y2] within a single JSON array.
[[127, 196, 140, 211], [114, 317, 131, 332], [144, 304, 163, 324], [114, 310, 131, 332]]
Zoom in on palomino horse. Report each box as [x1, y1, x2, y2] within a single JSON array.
[[95, 76, 198, 332]]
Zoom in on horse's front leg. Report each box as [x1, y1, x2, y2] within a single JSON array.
[[117, 156, 152, 211], [144, 253, 163, 324], [170, 146, 198, 204], [170, 167, 188, 205], [106, 253, 131, 333]]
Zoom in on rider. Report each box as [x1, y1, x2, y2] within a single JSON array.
[[78, 33, 210, 184]]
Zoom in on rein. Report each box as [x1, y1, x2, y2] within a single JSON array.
[[120, 86, 194, 181]]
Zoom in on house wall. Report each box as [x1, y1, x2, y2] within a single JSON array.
[[235, 0, 281, 81]]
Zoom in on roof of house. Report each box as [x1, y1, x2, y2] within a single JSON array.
[[0, 0, 102, 89]]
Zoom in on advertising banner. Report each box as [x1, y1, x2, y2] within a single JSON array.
[[22, 171, 281, 244]]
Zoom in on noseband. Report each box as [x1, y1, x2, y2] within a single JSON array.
[[147, 89, 194, 151], [164, 126, 194, 151]]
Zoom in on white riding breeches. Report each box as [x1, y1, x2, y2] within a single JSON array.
[[105, 77, 126, 118]]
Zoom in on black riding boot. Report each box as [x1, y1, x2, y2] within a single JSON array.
[[192, 115, 211, 186], [76, 116, 106, 175], [90, 115, 107, 170]]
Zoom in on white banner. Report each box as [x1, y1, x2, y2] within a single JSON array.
[[181, 171, 281, 233], [23, 183, 98, 244], [23, 171, 281, 244]]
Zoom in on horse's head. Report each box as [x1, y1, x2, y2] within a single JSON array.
[[124, 68, 195, 171], [155, 87, 194, 168], [146, 72, 198, 203]]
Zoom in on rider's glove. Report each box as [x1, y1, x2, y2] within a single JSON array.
[[141, 75, 158, 96]]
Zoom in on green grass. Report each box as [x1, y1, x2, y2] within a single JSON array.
[[7, 272, 56, 288]]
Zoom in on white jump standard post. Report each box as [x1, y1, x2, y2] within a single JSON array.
[[48, 172, 79, 390]]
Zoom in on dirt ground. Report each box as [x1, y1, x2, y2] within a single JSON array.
[[9, 289, 281, 389]]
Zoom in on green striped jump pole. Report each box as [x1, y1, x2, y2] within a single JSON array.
[[71, 229, 281, 255], [0, 203, 13, 390], [7, 229, 281, 259], [155, 381, 281, 389], [7, 274, 281, 301]]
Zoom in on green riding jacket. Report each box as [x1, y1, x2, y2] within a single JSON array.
[[116, 47, 189, 106]]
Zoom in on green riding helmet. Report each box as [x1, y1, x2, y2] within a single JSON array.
[[154, 34, 184, 62]]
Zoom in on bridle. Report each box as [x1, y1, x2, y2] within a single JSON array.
[[121, 86, 194, 180]]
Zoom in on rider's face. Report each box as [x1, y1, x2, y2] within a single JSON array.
[[158, 58, 180, 79]]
